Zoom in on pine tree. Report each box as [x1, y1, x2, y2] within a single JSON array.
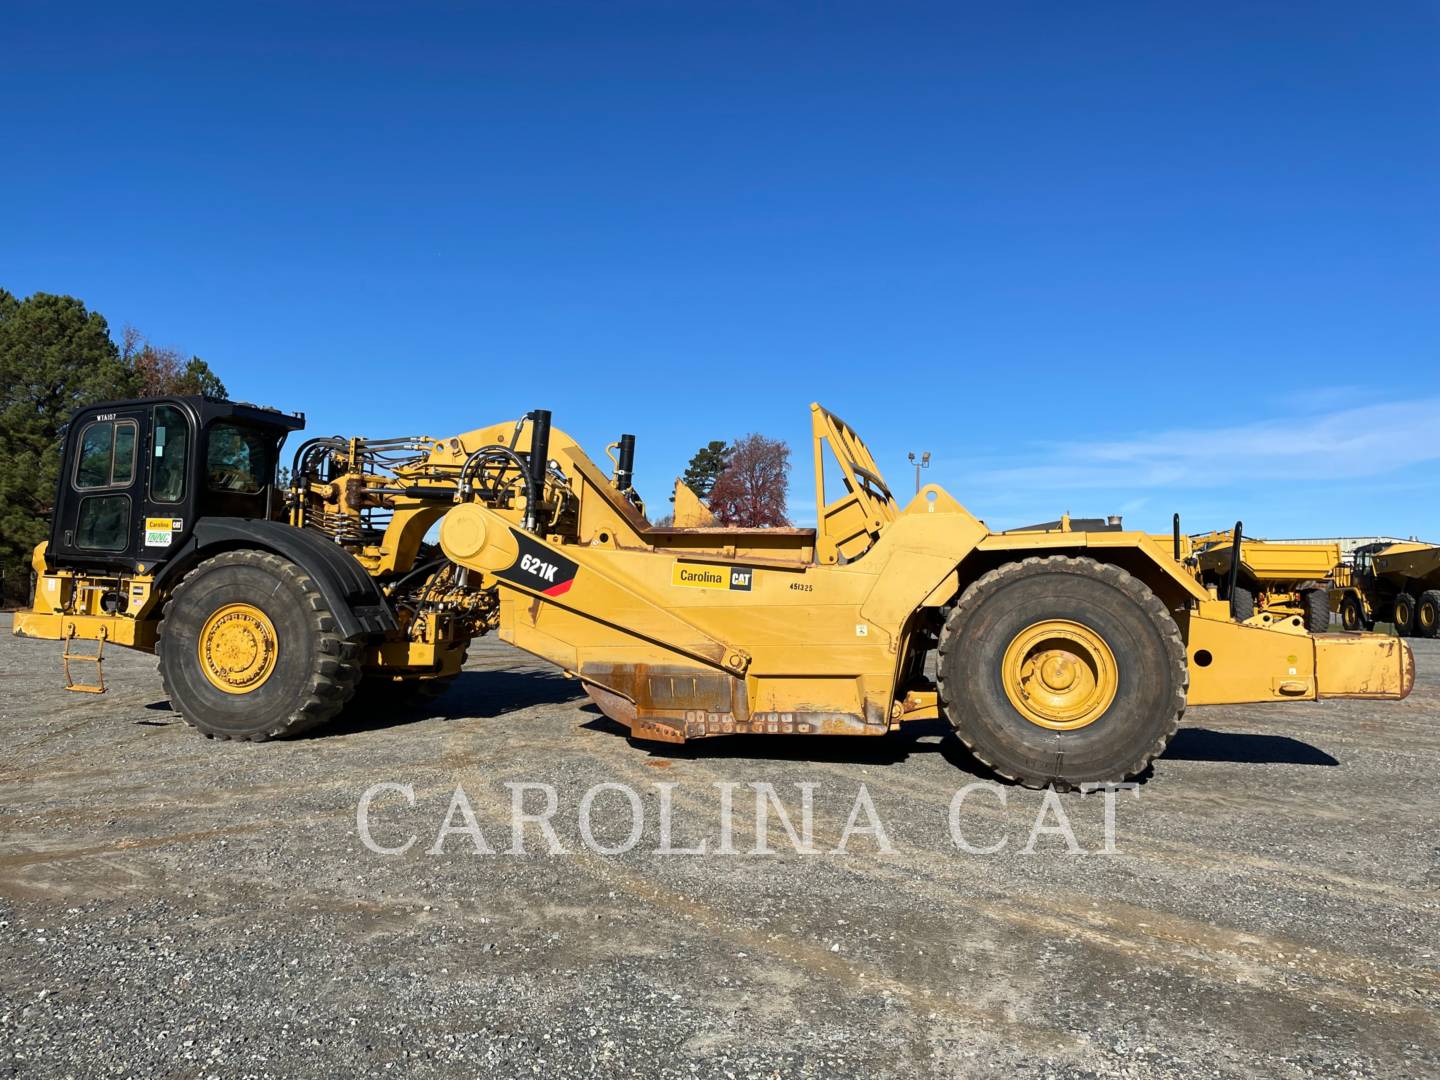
[[0, 292, 138, 601], [680, 440, 730, 499]]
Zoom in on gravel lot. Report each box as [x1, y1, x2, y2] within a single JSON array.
[[2, 613, 1437, 1079]]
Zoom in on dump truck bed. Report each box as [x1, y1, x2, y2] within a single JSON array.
[[1196, 540, 1339, 584], [1372, 543, 1440, 586]]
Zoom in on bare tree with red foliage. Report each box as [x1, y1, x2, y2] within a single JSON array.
[[707, 433, 790, 526], [121, 325, 228, 398]]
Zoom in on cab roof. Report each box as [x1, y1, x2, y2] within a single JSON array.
[[71, 395, 306, 432]]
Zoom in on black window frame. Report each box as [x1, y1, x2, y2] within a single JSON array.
[[72, 418, 140, 491]]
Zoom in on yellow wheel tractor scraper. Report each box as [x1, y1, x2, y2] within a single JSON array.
[[15, 396, 1414, 789]]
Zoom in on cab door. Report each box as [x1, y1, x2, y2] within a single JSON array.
[[136, 401, 200, 566], [50, 406, 150, 569]]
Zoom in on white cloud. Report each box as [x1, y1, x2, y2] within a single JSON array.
[[966, 398, 1440, 491]]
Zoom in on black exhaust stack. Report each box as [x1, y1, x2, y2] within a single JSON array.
[[1226, 520, 1244, 617], [524, 409, 552, 533], [615, 433, 636, 493], [1172, 513, 1181, 562]]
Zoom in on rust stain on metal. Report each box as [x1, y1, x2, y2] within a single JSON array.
[[578, 660, 888, 743]]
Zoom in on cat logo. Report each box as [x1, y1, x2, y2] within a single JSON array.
[[673, 562, 755, 591]]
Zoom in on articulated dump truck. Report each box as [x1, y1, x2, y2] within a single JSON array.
[[1333, 541, 1440, 637], [1189, 533, 1340, 634], [15, 396, 1413, 790]]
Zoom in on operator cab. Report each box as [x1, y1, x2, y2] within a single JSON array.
[[48, 396, 305, 573]]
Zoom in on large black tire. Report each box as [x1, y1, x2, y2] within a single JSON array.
[[1230, 583, 1256, 622], [1393, 593, 1416, 637], [1339, 593, 1367, 633], [1416, 591, 1440, 640], [158, 550, 363, 740], [936, 556, 1187, 791], [1302, 589, 1331, 634]]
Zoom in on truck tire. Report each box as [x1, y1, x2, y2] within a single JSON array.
[[1416, 591, 1440, 639], [1339, 594, 1367, 632], [158, 550, 363, 740], [1230, 584, 1256, 622], [937, 556, 1187, 791], [1302, 589, 1331, 634], [1393, 593, 1416, 637]]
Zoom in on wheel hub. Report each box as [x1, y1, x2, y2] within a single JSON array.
[[198, 603, 278, 694], [1002, 620, 1118, 731]]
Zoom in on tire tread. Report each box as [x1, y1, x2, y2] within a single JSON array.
[[936, 556, 1187, 790], [158, 549, 363, 741]]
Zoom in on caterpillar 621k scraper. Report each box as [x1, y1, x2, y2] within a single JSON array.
[[15, 396, 1413, 789]]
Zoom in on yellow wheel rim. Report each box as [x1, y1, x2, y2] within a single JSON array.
[[1421, 602, 1436, 630], [1397, 599, 1412, 625], [198, 603, 278, 694], [1001, 619, 1118, 731]]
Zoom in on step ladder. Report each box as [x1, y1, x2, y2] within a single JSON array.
[[62, 625, 107, 694]]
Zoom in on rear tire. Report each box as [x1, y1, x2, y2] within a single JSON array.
[[1393, 593, 1416, 637], [1230, 584, 1256, 622], [1416, 591, 1440, 639], [1302, 589, 1331, 634], [158, 550, 362, 740], [1339, 594, 1366, 633], [937, 556, 1187, 791]]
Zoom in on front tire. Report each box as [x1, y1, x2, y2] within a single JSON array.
[[937, 556, 1187, 790], [158, 550, 362, 740], [1339, 594, 1366, 633]]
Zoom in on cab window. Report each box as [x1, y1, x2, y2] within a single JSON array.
[[151, 405, 190, 502], [74, 419, 138, 489], [75, 494, 131, 551], [207, 423, 272, 494]]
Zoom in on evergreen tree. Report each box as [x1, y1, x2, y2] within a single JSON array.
[[0, 292, 137, 600], [679, 440, 730, 499]]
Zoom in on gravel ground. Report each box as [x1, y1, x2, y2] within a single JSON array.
[[1, 613, 1437, 1079]]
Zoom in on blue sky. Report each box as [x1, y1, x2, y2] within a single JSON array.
[[4, 1, 1436, 538]]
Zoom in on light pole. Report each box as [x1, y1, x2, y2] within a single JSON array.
[[907, 450, 931, 494]]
